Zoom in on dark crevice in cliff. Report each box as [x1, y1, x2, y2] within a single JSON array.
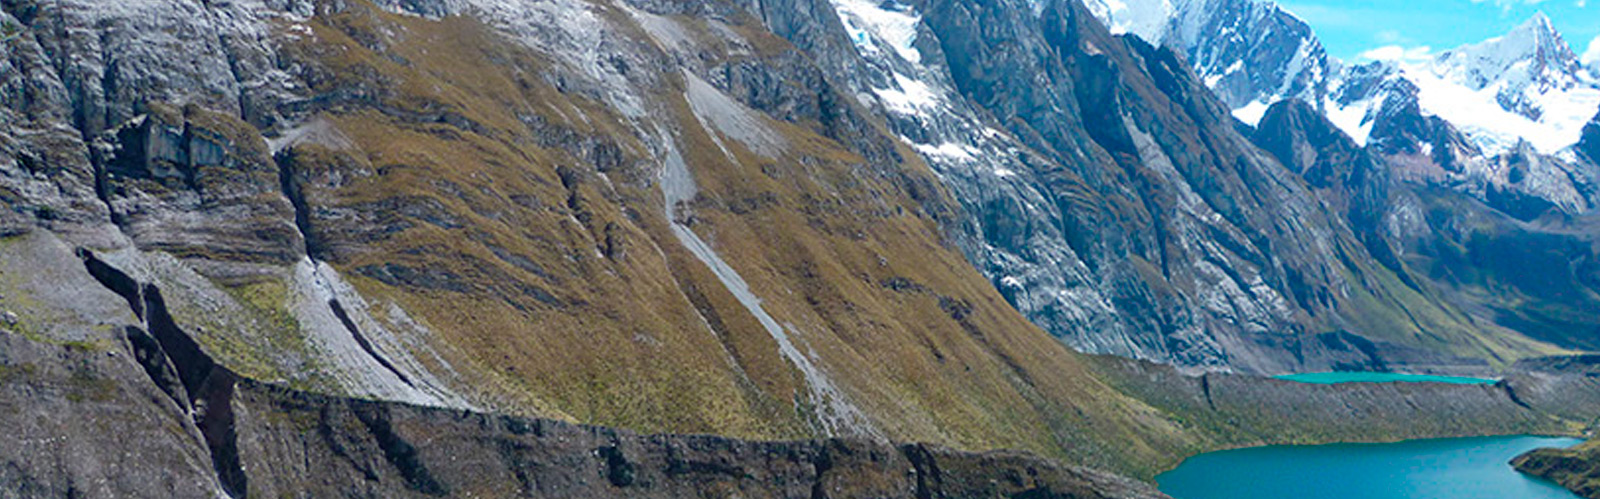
[[1200, 373, 1216, 411], [1502, 381, 1533, 410], [89, 154, 123, 227], [77, 249, 143, 321], [599, 443, 636, 487], [124, 325, 190, 410], [75, 249, 250, 498], [143, 284, 250, 498], [352, 402, 449, 496], [810, 443, 834, 499], [274, 150, 322, 260], [904, 444, 942, 499], [279, 149, 414, 390], [328, 298, 415, 388]]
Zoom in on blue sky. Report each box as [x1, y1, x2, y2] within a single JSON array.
[[1279, 0, 1600, 62]]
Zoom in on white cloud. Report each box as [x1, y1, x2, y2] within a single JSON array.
[[1375, 30, 1408, 44], [1584, 35, 1600, 67], [1358, 45, 1435, 63], [1470, 0, 1549, 8]]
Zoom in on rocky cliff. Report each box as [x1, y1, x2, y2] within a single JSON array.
[[0, 0, 1208, 485], [3, 240, 1590, 496], [0, 323, 1170, 498]]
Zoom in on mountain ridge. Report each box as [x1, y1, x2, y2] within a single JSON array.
[[0, 0, 1598, 496]]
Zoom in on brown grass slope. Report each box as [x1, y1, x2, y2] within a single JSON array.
[[1515, 439, 1600, 499], [265, 0, 1197, 476]]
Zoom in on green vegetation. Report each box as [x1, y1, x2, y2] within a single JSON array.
[[1514, 439, 1600, 499], [64, 369, 116, 403], [209, 277, 331, 391]]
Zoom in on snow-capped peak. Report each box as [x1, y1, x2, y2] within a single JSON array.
[[1431, 12, 1585, 94], [1387, 13, 1600, 155], [1082, 0, 1175, 43], [1088, 1, 1600, 156]]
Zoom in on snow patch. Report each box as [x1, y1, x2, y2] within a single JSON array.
[[1231, 100, 1272, 127], [830, 0, 922, 64], [1404, 63, 1600, 154], [1324, 97, 1377, 146], [1083, 0, 1174, 43], [873, 73, 941, 116], [912, 141, 977, 161]]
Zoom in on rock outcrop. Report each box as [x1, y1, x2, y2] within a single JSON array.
[[0, 317, 1171, 498], [1515, 439, 1600, 499]]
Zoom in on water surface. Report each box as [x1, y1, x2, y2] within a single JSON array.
[[1274, 372, 1497, 385], [1157, 435, 1583, 499]]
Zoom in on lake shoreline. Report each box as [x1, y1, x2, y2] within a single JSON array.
[[1157, 435, 1587, 499], [1273, 371, 1500, 385], [1087, 355, 1600, 481]]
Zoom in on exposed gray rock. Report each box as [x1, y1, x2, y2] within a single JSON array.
[[746, 0, 1493, 373]]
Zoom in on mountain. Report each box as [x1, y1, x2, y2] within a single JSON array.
[[1092, 4, 1600, 158], [1084, 0, 1336, 122], [1, 0, 1598, 496], [1337, 13, 1600, 157]]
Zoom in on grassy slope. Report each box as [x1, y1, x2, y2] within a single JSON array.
[[106, 0, 1589, 482], [259, 1, 1202, 477], [1515, 439, 1600, 499]]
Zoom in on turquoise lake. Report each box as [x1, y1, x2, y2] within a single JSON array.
[[1274, 372, 1498, 385], [1157, 435, 1584, 499]]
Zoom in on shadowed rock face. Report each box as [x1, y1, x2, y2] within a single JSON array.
[[232, 384, 1172, 499], [887, 0, 1522, 372], [1249, 98, 1600, 358], [0, 320, 1173, 499]]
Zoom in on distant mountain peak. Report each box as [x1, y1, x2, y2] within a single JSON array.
[[1432, 11, 1583, 93], [1088, 0, 1600, 155], [1518, 11, 1557, 38]]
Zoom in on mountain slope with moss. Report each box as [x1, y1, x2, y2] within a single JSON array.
[[1516, 439, 1600, 499], [0, 0, 1597, 496]]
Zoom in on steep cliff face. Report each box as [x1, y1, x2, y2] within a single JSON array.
[[801, 0, 1557, 372], [1, 0, 1216, 479], [1249, 98, 1600, 363], [1090, 2, 1600, 226], [0, 314, 1172, 498], [1085, 0, 1333, 120], [0, 0, 1595, 496]]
